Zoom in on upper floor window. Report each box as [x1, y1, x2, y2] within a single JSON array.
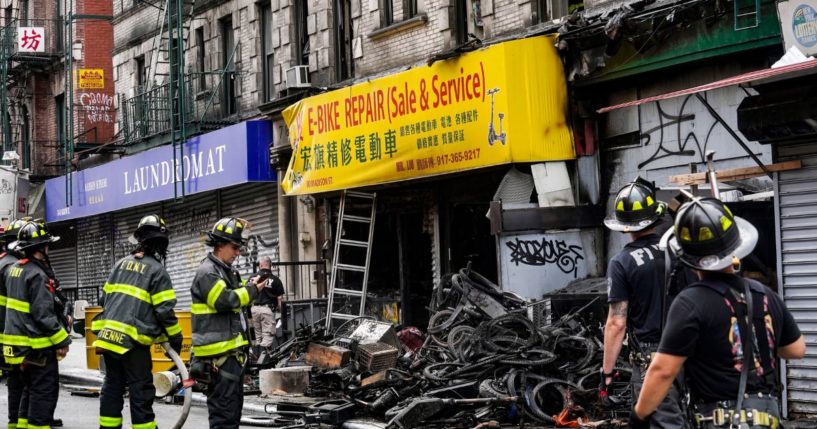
[[261, 4, 275, 101], [294, 0, 309, 66], [196, 27, 207, 92]]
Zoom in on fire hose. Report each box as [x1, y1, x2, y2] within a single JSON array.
[[156, 342, 193, 429]]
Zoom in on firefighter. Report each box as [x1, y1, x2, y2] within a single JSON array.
[[601, 177, 688, 428], [2, 220, 70, 429], [1, 219, 30, 429], [92, 214, 182, 429], [191, 217, 265, 428], [630, 197, 805, 429]]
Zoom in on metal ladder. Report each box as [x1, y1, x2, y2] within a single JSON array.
[[325, 191, 377, 333]]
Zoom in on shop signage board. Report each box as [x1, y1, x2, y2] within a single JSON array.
[[79, 69, 105, 89], [17, 27, 45, 52], [778, 0, 817, 56], [45, 120, 274, 222], [281, 35, 574, 195]]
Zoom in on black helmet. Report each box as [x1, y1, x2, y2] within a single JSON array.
[[1, 218, 29, 245], [668, 197, 758, 271], [130, 214, 169, 245], [604, 177, 667, 232], [206, 217, 249, 247], [13, 220, 60, 252]]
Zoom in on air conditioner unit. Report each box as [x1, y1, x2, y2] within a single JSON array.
[[286, 65, 311, 89]]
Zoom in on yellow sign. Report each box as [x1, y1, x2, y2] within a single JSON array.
[[79, 69, 105, 89], [281, 35, 574, 195]]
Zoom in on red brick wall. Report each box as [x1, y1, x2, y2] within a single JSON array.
[[74, 0, 115, 145]]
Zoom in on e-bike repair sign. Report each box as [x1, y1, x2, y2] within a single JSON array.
[[281, 35, 573, 195]]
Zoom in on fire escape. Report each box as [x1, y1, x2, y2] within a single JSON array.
[[0, 15, 62, 172], [119, 0, 241, 200], [0, 4, 117, 207]]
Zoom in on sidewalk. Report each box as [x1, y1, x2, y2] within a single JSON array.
[[58, 334, 271, 415]]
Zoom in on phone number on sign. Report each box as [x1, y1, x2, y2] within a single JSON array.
[[436, 149, 480, 166]]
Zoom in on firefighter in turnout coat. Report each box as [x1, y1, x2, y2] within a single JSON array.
[[191, 217, 265, 429], [2, 221, 70, 429], [1, 219, 31, 429], [93, 215, 182, 429]]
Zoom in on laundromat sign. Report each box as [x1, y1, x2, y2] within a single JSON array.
[[281, 35, 574, 195], [45, 120, 274, 222]]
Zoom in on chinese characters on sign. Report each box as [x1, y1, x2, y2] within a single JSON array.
[[17, 27, 45, 53], [281, 35, 574, 195], [79, 69, 105, 89]]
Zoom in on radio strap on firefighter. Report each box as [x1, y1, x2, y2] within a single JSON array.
[[732, 279, 754, 429]]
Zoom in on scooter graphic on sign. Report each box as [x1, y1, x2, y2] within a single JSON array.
[[487, 88, 506, 146]]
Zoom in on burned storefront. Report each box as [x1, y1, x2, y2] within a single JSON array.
[[279, 35, 581, 329], [556, 0, 817, 417]]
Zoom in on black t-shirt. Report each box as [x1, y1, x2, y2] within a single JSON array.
[[607, 234, 666, 343], [658, 273, 801, 403], [255, 275, 285, 309]]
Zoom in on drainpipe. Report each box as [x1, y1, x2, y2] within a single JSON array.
[[270, 142, 295, 298]]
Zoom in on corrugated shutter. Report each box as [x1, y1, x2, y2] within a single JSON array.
[[76, 214, 113, 290], [220, 182, 279, 278], [775, 141, 817, 416], [49, 246, 77, 290], [163, 193, 219, 309]]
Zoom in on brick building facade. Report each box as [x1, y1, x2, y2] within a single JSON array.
[[0, 0, 114, 179]]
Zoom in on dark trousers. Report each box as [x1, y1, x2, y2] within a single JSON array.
[[6, 366, 29, 427], [632, 362, 690, 429], [21, 350, 60, 428], [206, 355, 244, 429], [99, 346, 156, 429]]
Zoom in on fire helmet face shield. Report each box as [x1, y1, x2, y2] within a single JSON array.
[[12, 220, 60, 252], [668, 197, 758, 271], [604, 177, 667, 233], [206, 217, 250, 247]]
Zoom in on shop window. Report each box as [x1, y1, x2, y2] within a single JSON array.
[[4, 6, 11, 28], [196, 27, 207, 92], [334, 0, 354, 81], [294, 0, 309, 66], [261, 4, 275, 101], [220, 16, 237, 117]]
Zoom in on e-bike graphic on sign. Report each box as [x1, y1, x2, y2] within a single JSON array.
[[487, 88, 506, 146]]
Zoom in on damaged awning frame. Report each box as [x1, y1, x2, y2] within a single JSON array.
[[595, 59, 817, 178]]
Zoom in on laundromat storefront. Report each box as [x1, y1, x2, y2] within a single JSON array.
[[45, 120, 278, 308], [281, 35, 575, 195]]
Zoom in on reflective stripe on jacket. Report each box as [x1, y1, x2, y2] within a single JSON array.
[[190, 253, 257, 357], [0, 252, 19, 348], [2, 258, 71, 364], [92, 254, 181, 355]]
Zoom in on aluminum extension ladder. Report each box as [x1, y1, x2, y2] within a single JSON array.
[[325, 190, 377, 333]]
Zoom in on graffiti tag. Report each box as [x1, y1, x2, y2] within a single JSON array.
[[638, 95, 721, 169], [505, 237, 585, 278], [79, 92, 115, 124]]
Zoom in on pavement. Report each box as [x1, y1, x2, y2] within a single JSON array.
[[0, 334, 275, 428]]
